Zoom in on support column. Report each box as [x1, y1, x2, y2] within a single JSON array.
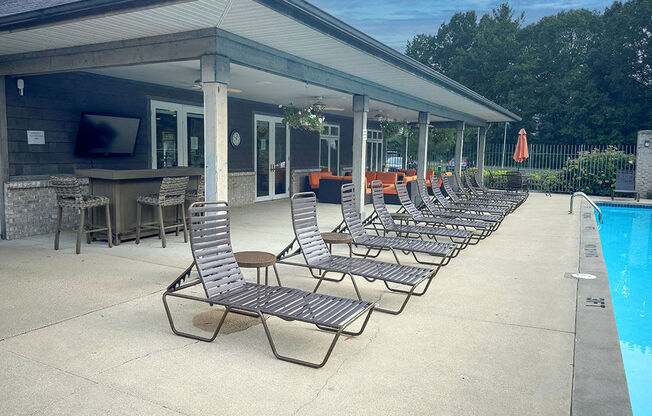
[[416, 112, 429, 179], [201, 55, 230, 202], [454, 121, 465, 187], [352, 95, 369, 218], [402, 136, 408, 170], [0, 76, 8, 239], [477, 126, 488, 185]]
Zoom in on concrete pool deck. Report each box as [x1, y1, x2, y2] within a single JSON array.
[[0, 193, 581, 415]]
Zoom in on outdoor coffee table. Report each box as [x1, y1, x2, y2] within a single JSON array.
[[233, 251, 282, 286], [321, 232, 353, 257]]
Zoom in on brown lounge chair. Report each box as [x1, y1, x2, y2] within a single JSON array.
[[474, 170, 528, 200], [433, 176, 510, 216], [340, 182, 458, 268], [162, 201, 374, 368], [462, 170, 527, 205], [442, 175, 515, 213], [428, 181, 504, 223], [290, 192, 437, 315], [369, 181, 474, 248]]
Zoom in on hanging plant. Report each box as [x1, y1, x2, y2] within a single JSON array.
[[282, 105, 326, 132]]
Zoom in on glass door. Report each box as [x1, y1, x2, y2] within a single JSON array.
[[255, 114, 290, 201], [150, 100, 204, 169], [319, 124, 340, 175], [366, 129, 383, 172]]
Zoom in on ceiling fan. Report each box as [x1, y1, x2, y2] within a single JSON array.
[[311, 96, 345, 112]]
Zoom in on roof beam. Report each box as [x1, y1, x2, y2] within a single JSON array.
[[0, 27, 488, 126]]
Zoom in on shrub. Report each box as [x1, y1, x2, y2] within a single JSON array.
[[544, 146, 635, 196]]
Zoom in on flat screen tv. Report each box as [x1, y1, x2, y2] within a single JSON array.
[[74, 113, 140, 156]]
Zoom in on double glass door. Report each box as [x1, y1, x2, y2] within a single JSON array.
[[319, 124, 340, 175], [255, 115, 290, 201], [150, 100, 204, 169]]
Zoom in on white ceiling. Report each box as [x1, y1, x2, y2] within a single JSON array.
[[88, 61, 427, 121], [0, 0, 517, 123]]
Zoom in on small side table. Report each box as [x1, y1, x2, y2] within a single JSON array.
[[234, 251, 282, 286], [321, 232, 353, 257], [390, 212, 412, 225]]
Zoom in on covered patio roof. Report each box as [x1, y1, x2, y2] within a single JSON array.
[[0, 0, 520, 125]]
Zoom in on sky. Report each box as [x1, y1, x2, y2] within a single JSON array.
[[309, 0, 618, 51]]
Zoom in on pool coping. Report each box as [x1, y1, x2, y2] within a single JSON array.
[[571, 200, 632, 416]]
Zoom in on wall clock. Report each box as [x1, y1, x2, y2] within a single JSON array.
[[230, 129, 241, 148]]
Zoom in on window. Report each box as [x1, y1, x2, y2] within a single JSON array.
[[366, 129, 383, 172], [319, 123, 340, 175], [150, 100, 204, 169]]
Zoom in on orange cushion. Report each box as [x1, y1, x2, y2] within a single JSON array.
[[400, 169, 417, 176], [365, 171, 377, 185], [383, 184, 397, 195], [403, 175, 417, 183], [309, 171, 333, 189], [375, 172, 398, 186]]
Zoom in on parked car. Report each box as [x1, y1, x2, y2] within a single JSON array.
[[446, 157, 473, 171], [386, 156, 403, 170]]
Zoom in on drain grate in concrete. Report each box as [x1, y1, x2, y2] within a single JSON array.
[[585, 297, 606, 308]]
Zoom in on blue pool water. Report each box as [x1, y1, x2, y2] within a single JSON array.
[[596, 204, 651, 416]]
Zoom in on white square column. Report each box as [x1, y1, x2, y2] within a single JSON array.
[[477, 126, 488, 185], [352, 95, 369, 218], [201, 55, 230, 202], [454, 121, 465, 185], [416, 111, 429, 180]]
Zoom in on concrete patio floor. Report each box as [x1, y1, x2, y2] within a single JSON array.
[[0, 193, 580, 415]]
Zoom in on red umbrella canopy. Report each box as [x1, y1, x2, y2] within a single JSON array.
[[513, 128, 529, 163]]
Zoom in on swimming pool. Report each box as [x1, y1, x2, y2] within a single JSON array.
[[596, 204, 651, 416]]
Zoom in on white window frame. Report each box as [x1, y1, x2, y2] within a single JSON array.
[[319, 123, 340, 175], [366, 129, 383, 172], [253, 114, 291, 202], [150, 99, 204, 169]]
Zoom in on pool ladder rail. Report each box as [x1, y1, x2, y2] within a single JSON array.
[[569, 192, 602, 223]]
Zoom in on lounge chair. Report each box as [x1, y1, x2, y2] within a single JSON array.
[[475, 170, 528, 199], [369, 181, 474, 248], [428, 182, 505, 223], [433, 176, 510, 216], [410, 179, 499, 236], [462, 170, 526, 204], [290, 192, 437, 315], [162, 201, 374, 368], [340, 182, 459, 267], [442, 175, 515, 213], [454, 172, 523, 210], [611, 170, 639, 201]]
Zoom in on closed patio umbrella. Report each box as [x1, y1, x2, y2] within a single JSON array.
[[513, 128, 529, 164]]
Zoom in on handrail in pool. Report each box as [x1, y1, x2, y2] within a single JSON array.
[[569, 192, 602, 223]]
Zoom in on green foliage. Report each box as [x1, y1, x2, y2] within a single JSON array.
[[405, 1, 652, 146], [281, 106, 325, 132], [544, 146, 635, 195]]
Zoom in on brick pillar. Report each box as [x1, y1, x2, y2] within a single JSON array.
[[635, 130, 652, 199]]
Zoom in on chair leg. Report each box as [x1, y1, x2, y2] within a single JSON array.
[[158, 205, 166, 248], [175, 205, 179, 236], [86, 208, 92, 245], [136, 203, 141, 244], [54, 206, 62, 250], [162, 292, 228, 342], [105, 203, 113, 248], [180, 203, 188, 243], [76, 208, 85, 254]]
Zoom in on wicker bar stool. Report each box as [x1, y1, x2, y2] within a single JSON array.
[[185, 174, 205, 203], [50, 176, 113, 254], [136, 176, 189, 248]]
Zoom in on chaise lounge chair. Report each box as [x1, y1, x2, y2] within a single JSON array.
[[340, 182, 460, 267], [611, 170, 639, 201], [462, 170, 526, 205], [428, 182, 505, 223], [434, 176, 510, 216], [162, 201, 374, 368], [370, 181, 474, 248], [290, 192, 437, 315], [474, 170, 528, 200], [442, 175, 515, 213]]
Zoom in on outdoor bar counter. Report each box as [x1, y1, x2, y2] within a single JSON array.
[[75, 168, 203, 244]]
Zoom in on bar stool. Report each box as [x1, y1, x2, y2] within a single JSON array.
[[50, 176, 113, 254], [185, 174, 205, 203], [136, 176, 189, 248]]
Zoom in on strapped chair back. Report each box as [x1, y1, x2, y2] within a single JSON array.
[[290, 193, 332, 267], [159, 176, 190, 206], [474, 170, 486, 189], [395, 181, 425, 220], [614, 170, 635, 191], [370, 180, 397, 231], [188, 202, 246, 299], [431, 178, 455, 208], [416, 179, 442, 213], [50, 177, 84, 208], [340, 183, 370, 244], [463, 170, 480, 195], [441, 175, 463, 203]]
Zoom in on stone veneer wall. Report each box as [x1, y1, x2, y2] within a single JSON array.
[[228, 172, 255, 207], [4, 177, 88, 240], [635, 130, 652, 199], [291, 168, 322, 195]]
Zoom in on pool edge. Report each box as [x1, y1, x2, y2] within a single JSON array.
[[571, 200, 632, 416]]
